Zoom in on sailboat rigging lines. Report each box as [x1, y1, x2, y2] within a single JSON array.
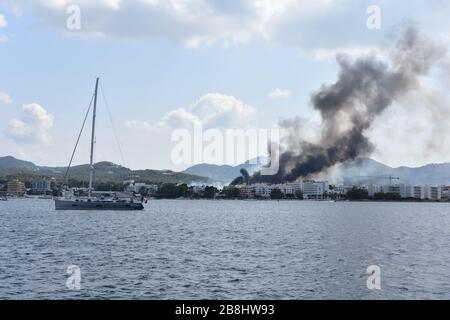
[[54, 77, 144, 211]]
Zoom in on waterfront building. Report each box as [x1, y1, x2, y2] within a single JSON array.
[[367, 184, 381, 197], [302, 180, 328, 200], [425, 185, 442, 200], [276, 184, 296, 197], [330, 185, 355, 199], [381, 184, 401, 195], [239, 185, 256, 198], [412, 185, 426, 199], [387, 184, 412, 198], [254, 184, 272, 198], [7, 179, 26, 196], [441, 186, 450, 201], [125, 182, 159, 195], [369, 184, 412, 198], [253, 182, 303, 199], [31, 179, 51, 194]]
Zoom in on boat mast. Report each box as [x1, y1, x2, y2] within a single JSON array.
[[88, 77, 99, 198]]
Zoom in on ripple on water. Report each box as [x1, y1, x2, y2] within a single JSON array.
[[1, 199, 450, 299]]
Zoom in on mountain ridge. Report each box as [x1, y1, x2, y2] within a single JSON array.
[[2, 155, 450, 185], [183, 157, 267, 183], [0, 156, 207, 185], [184, 157, 450, 185]]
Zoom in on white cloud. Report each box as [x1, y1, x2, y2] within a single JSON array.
[[127, 93, 256, 131], [0, 14, 6, 28], [269, 88, 291, 99], [164, 93, 256, 129], [6, 0, 339, 47], [0, 92, 12, 104], [159, 107, 203, 128], [125, 119, 156, 131], [0, 15, 8, 43], [6, 103, 54, 144], [7, 0, 450, 51]]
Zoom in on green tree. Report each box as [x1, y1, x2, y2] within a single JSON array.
[[270, 188, 283, 200], [224, 187, 240, 199], [178, 184, 189, 198], [346, 187, 369, 200], [295, 190, 304, 200], [157, 183, 182, 199], [138, 186, 149, 197], [203, 186, 218, 199], [373, 192, 401, 201]]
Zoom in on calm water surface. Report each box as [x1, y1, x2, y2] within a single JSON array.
[[1, 199, 450, 299]]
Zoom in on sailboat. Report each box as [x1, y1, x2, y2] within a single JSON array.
[[54, 78, 144, 211]]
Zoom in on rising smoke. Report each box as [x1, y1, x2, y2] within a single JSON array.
[[249, 26, 446, 184], [231, 168, 250, 185]]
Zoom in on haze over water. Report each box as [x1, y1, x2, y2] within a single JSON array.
[[1, 199, 450, 299]]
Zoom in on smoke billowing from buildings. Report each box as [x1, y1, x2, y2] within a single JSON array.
[[250, 26, 446, 184], [231, 168, 250, 185]]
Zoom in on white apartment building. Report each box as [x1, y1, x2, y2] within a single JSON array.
[[253, 182, 303, 198], [425, 185, 442, 200], [412, 185, 426, 199], [441, 186, 450, 201], [254, 184, 272, 198], [367, 183, 444, 200], [302, 180, 329, 200], [367, 184, 382, 197], [239, 185, 256, 198], [368, 184, 412, 198], [125, 182, 159, 195], [276, 184, 297, 197]]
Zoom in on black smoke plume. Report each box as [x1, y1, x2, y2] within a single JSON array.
[[248, 26, 445, 184], [231, 168, 250, 185]]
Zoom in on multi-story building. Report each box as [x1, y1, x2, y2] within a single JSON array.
[[393, 184, 412, 198], [282, 183, 303, 196], [367, 184, 382, 197], [302, 180, 328, 200], [254, 184, 272, 198], [370, 184, 412, 198], [441, 186, 450, 201], [125, 182, 159, 195], [7, 179, 26, 196], [412, 185, 426, 199], [239, 185, 256, 198], [253, 182, 303, 199], [381, 184, 401, 195], [331, 185, 358, 196], [425, 185, 442, 200], [286, 182, 303, 195], [31, 179, 51, 194]]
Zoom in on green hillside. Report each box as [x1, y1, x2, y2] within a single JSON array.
[[0, 156, 207, 185]]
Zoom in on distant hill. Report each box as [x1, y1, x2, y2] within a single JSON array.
[[183, 157, 267, 184], [184, 156, 450, 185], [0, 156, 38, 171], [336, 158, 450, 185], [3, 155, 450, 186], [0, 156, 207, 185]]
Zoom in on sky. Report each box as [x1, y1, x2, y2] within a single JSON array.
[[0, 0, 450, 171]]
